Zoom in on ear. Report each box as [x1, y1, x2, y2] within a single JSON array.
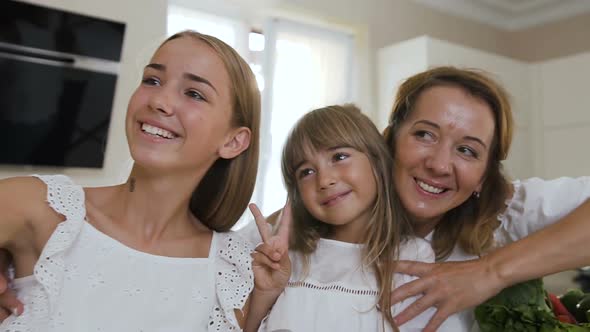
[[475, 178, 484, 194], [218, 126, 251, 159]]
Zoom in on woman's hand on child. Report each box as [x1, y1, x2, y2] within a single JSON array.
[[249, 202, 292, 296], [390, 258, 504, 332]]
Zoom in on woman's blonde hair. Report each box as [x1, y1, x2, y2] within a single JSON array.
[[383, 66, 514, 260], [163, 31, 261, 231], [282, 104, 412, 330]]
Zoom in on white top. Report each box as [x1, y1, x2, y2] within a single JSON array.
[[429, 176, 590, 332], [259, 237, 436, 332], [1, 175, 254, 332]]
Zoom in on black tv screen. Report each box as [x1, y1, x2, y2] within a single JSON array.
[[0, 0, 126, 168]]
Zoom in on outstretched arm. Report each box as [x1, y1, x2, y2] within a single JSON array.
[[391, 198, 590, 332], [244, 202, 292, 332]]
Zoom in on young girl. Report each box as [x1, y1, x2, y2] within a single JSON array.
[[0, 30, 260, 331], [245, 104, 436, 332]]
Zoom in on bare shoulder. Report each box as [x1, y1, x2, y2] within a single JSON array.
[[0, 177, 62, 246], [0, 176, 49, 213]]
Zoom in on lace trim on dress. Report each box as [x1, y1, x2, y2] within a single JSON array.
[[208, 232, 254, 331], [287, 280, 378, 296], [32, 174, 86, 312], [496, 179, 523, 228]]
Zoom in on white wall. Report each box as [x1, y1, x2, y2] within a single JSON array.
[[377, 36, 429, 130], [532, 51, 590, 178], [0, 0, 167, 186]]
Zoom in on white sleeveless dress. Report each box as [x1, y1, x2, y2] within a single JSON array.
[[1, 175, 254, 332], [238, 221, 436, 332]]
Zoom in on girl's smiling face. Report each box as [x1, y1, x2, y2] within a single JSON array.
[[126, 37, 241, 173], [296, 146, 377, 243], [393, 85, 495, 236]]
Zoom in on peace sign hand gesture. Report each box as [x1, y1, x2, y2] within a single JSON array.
[[249, 201, 292, 295]]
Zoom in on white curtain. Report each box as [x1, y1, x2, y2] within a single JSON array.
[[256, 18, 354, 217], [167, 5, 249, 56]]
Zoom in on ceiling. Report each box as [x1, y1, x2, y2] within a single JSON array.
[[414, 0, 590, 30]]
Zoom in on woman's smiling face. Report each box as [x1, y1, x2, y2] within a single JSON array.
[[393, 85, 495, 236]]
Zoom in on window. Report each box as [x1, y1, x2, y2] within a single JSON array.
[[257, 19, 354, 216], [168, 5, 240, 48]]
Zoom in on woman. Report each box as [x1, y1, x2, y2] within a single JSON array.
[[383, 66, 590, 331]]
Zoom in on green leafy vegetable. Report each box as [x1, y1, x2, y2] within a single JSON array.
[[475, 279, 590, 332]]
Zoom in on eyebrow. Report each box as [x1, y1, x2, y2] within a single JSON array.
[[413, 119, 488, 149], [145, 63, 219, 95], [292, 145, 351, 170], [294, 160, 307, 172]]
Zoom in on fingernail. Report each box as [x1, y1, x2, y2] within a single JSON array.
[[12, 307, 20, 316]]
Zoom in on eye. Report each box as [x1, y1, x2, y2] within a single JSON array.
[[142, 77, 160, 86], [414, 130, 435, 141], [458, 146, 479, 158], [298, 168, 315, 179], [185, 89, 206, 101], [332, 152, 349, 162]]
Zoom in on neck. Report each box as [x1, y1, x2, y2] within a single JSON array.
[[326, 216, 368, 244], [95, 164, 211, 242], [410, 216, 441, 238], [327, 229, 363, 243], [413, 223, 436, 238]]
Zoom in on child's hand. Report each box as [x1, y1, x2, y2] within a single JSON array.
[[249, 201, 292, 296]]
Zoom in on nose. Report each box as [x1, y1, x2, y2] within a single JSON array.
[[317, 168, 337, 190], [149, 87, 175, 116], [425, 147, 452, 175]]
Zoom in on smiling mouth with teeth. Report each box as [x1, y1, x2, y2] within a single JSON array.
[[141, 123, 177, 139], [416, 179, 446, 194]]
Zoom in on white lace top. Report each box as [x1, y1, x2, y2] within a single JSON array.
[[428, 176, 590, 332], [259, 237, 436, 332], [1, 175, 254, 332]]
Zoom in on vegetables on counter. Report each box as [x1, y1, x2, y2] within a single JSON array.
[[475, 279, 590, 331]]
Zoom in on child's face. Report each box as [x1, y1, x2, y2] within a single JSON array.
[[295, 146, 377, 243], [126, 37, 237, 173]]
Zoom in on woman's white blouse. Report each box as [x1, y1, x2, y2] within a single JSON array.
[[432, 176, 590, 332], [1, 175, 253, 332], [257, 236, 436, 332]]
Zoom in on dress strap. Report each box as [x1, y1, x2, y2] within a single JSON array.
[[33, 174, 86, 221], [209, 231, 254, 331], [30, 174, 87, 312]]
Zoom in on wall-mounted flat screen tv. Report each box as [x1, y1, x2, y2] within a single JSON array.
[[0, 0, 126, 168]]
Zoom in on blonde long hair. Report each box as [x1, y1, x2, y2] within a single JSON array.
[[383, 66, 513, 260], [282, 104, 412, 330], [163, 31, 261, 231]]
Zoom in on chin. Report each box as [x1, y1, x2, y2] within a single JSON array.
[[408, 206, 444, 224], [130, 150, 174, 170]]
